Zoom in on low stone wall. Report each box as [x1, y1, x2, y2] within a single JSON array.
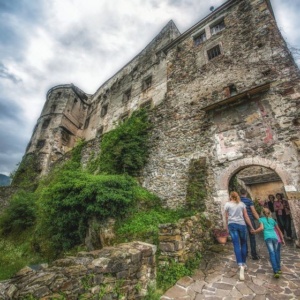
[[158, 213, 213, 263], [0, 242, 156, 300]]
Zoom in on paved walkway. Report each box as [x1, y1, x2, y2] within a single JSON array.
[[161, 236, 300, 300]]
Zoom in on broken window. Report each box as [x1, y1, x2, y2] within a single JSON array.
[[36, 139, 45, 149], [101, 104, 108, 117], [207, 45, 221, 60], [142, 76, 152, 91], [42, 119, 51, 129], [194, 32, 206, 46], [123, 88, 132, 102], [210, 19, 225, 35]]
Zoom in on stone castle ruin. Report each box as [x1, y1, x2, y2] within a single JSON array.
[[20, 0, 300, 243]]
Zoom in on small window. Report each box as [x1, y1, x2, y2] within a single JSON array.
[[50, 104, 57, 113], [123, 88, 132, 102], [42, 119, 51, 129], [210, 19, 225, 35], [207, 45, 221, 60], [84, 117, 90, 129], [36, 139, 45, 149], [142, 76, 152, 91], [101, 104, 108, 117], [61, 130, 70, 145], [97, 126, 104, 137], [229, 84, 237, 96], [194, 32, 206, 46]]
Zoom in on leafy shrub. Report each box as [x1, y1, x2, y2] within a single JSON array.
[[115, 208, 194, 244], [98, 109, 152, 176], [0, 190, 36, 235], [35, 170, 149, 255]]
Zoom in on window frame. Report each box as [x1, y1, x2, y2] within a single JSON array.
[[193, 31, 206, 46], [210, 19, 225, 35], [207, 45, 222, 60]]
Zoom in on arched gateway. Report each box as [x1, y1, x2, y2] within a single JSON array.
[[214, 157, 300, 247]]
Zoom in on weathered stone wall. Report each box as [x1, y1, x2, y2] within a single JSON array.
[[0, 242, 156, 300], [141, 0, 300, 221], [158, 214, 213, 264]]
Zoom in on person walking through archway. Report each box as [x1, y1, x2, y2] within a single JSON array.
[[240, 188, 260, 260], [224, 191, 254, 281]]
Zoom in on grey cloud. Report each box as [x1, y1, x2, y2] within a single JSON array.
[[0, 94, 24, 122], [0, 63, 22, 84]]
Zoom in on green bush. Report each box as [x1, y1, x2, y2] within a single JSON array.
[[115, 208, 194, 244], [98, 109, 152, 176], [35, 171, 140, 255], [0, 190, 36, 235]]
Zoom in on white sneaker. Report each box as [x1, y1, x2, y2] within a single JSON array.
[[243, 264, 248, 270], [239, 266, 245, 281]]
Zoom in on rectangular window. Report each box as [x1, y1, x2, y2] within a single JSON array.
[[210, 19, 225, 35], [207, 45, 221, 60], [142, 76, 152, 91], [194, 32, 206, 46], [123, 88, 131, 102]]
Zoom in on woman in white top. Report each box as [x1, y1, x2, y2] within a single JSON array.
[[224, 191, 254, 281]]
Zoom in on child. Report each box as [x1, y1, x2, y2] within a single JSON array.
[[251, 207, 285, 278]]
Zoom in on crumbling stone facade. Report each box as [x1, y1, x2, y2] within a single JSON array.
[[21, 0, 300, 243]]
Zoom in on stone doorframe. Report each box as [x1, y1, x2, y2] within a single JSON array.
[[214, 156, 300, 247]]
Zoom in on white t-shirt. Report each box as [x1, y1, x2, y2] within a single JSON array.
[[224, 201, 246, 225]]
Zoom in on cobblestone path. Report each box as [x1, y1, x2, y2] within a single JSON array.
[[161, 236, 300, 300]]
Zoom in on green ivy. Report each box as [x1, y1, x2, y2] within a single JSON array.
[[98, 109, 152, 176]]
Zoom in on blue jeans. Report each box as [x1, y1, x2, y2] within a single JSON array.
[[246, 218, 258, 258], [228, 223, 248, 266], [265, 238, 280, 273]]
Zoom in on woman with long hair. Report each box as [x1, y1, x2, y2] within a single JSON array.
[[224, 191, 254, 281], [251, 207, 285, 278]]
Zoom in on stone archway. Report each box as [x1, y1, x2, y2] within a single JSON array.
[[213, 156, 300, 247]]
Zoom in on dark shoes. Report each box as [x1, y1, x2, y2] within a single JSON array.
[[252, 255, 260, 260]]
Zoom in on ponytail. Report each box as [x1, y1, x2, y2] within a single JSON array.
[[230, 191, 241, 203]]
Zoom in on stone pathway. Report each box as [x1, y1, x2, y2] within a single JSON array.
[[161, 236, 300, 300]]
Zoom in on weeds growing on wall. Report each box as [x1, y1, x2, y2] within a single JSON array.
[[97, 109, 152, 176]]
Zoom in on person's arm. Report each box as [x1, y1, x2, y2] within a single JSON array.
[[224, 210, 229, 231], [243, 208, 254, 230], [250, 204, 260, 220], [251, 222, 263, 234], [275, 224, 285, 245]]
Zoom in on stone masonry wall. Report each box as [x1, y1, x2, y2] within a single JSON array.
[[0, 242, 156, 300], [0, 186, 18, 212], [158, 214, 213, 264]]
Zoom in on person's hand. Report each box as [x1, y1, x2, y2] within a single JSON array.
[[282, 239, 285, 246], [250, 229, 256, 234]]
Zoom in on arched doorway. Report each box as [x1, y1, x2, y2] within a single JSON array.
[[214, 157, 300, 247]]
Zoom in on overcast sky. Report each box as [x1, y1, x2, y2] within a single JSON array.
[[0, 0, 299, 176]]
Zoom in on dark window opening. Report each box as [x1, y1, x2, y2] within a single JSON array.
[[42, 119, 51, 129], [194, 32, 206, 46], [210, 19, 225, 35], [84, 117, 90, 129], [229, 84, 237, 96], [56, 92, 62, 99], [36, 139, 45, 149], [50, 104, 57, 113], [142, 76, 152, 91], [123, 88, 132, 102], [140, 99, 153, 110], [101, 104, 108, 117], [97, 126, 104, 137], [61, 130, 70, 145], [207, 45, 221, 60]]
